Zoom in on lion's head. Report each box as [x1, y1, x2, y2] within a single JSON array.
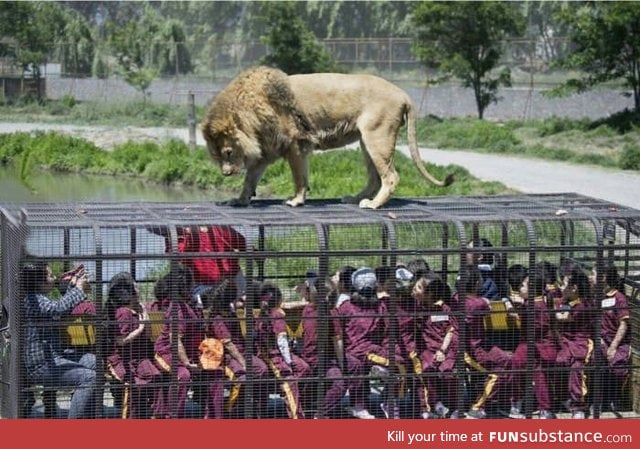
[[202, 115, 248, 176]]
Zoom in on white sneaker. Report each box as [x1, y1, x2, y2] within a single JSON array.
[[349, 407, 375, 419], [572, 411, 585, 419]]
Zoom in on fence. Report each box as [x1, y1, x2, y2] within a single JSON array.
[[1, 193, 639, 419]]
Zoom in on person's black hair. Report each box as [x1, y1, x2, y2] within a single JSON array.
[[337, 265, 356, 292], [259, 282, 283, 310], [374, 265, 395, 287], [165, 264, 194, 301], [21, 260, 48, 294], [203, 279, 238, 314], [457, 264, 482, 297], [424, 271, 452, 303], [601, 263, 624, 291], [507, 264, 528, 292], [536, 261, 558, 286], [476, 238, 495, 266], [153, 275, 170, 301], [105, 272, 137, 344], [559, 258, 580, 278], [566, 267, 591, 300], [108, 272, 136, 307], [406, 258, 431, 279]]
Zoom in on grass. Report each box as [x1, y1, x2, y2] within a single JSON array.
[[414, 110, 640, 171], [0, 97, 199, 128]]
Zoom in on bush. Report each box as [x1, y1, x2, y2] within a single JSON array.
[[619, 144, 640, 170], [536, 116, 589, 137], [417, 118, 519, 152]]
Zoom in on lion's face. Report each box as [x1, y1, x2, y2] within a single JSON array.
[[204, 120, 247, 176]]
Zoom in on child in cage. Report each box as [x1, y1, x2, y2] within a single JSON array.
[[590, 263, 630, 413], [153, 265, 208, 418], [333, 267, 391, 419], [202, 279, 269, 418], [296, 271, 347, 418], [256, 282, 311, 418], [554, 265, 594, 419], [413, 271, 460, 419], [461, 264, 515, 419], [375, 266, 416, 419], [507, 265, 558, 419], [105, 272, 161, 418]]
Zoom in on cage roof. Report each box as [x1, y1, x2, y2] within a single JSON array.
[[2, 193, 639, 228]]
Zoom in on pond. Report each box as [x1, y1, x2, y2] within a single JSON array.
[[0, 165, 218, 203]]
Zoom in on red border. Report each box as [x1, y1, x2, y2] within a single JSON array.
[[1, 419, 637, 449]]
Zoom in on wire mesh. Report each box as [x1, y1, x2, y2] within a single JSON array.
[[1, 193, 639, 419]]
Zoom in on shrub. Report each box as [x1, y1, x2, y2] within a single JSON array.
[[619, 144, 640, 170]]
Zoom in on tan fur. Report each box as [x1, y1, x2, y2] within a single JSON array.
[[201, 66, 453, 209]]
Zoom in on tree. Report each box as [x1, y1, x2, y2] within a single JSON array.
[[51, 7, 95, 77], [412, 1, 525, 119], [0, 2, 59, 99], [551, 2, 640, 112], [108, 18, 157, 104], [258, 2, 338, 74]]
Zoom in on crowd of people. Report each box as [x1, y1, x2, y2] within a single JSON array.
[[21, 230, 632, 419]]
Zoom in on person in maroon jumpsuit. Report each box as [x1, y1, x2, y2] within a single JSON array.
[[153, 265, 211, 418], [294, 272, 347, 418], [105, 272, 161, 418], [333, 267, 388, 419], [508, 266, 557, 419], [413, 272, 459, 419], [555, 266, 594, 419], [203, 279, 269, 418], [590, 264, 630, 412], [461, 264, 514, 419], [256, 282, 311, 419]]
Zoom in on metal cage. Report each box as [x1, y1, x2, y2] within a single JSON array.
[[1, 193, 639, 419]]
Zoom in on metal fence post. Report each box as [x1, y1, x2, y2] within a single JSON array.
[[187, 91, 196, 151]]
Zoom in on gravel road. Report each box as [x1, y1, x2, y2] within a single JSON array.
[[2, 122, 639, 210]]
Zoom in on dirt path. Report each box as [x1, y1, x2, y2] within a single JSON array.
[[3, 122, 639, 210]]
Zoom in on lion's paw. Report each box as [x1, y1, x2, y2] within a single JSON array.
[[285, 198, 305, 207], [358, 199, 379, 209]]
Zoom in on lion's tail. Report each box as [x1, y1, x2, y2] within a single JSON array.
[[405, 101, 454, 188]]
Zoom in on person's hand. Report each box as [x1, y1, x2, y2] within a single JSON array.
[[72, 268, 89, 292], [434, 349, 446, 363], [607, 346, 617, 362]]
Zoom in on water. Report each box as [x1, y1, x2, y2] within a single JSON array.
[[0, 165, 217, 203]]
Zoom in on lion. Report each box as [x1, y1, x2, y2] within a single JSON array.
[[201, 66, 453, 209]]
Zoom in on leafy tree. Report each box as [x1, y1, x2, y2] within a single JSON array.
[[412, 1, 525, 119], [0, 2, 60, 99], [51, 7, 95, 77], [551, 2, 640, 112], [523, 1, 573, 63], [258, 2, 338, 74], [108, 18, 157, 104], [303, 1, 414, 39]]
